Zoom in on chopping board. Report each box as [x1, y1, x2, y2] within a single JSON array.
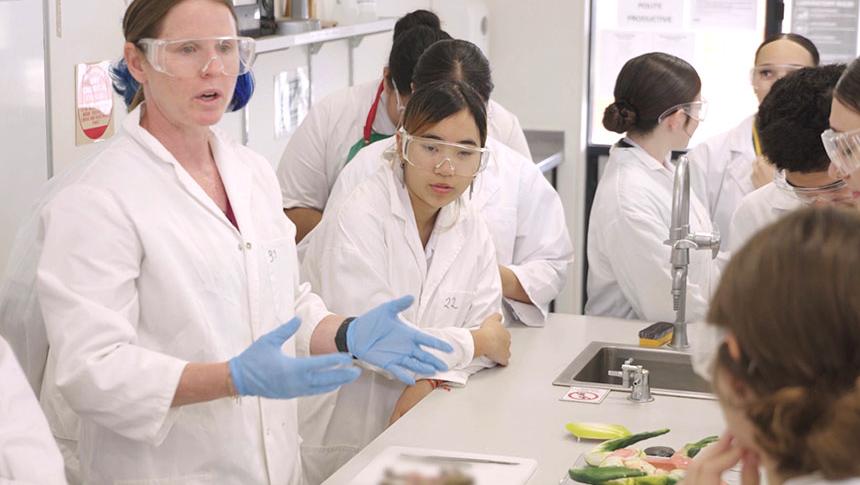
[[350, 446, 538, 484]]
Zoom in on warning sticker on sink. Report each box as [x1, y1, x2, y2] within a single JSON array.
[[561, 386, 610, 404]]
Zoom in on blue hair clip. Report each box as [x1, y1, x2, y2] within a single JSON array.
[[109, 58, 140, 108], [229, 71, 255, 112]]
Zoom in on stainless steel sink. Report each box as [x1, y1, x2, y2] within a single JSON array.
[[553, 341, 715, 400]]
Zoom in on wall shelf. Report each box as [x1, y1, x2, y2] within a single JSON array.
[[256, 18, 396, 55]]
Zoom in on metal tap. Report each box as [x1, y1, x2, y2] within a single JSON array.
[[664, 155, 721, 351], [608, 358, 654, 403]]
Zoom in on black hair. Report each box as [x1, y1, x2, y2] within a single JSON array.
[[602, 52, 701, 135], [755, 33, 821, 66], [402, 79, 488, 147], [388, 25, 451, 95], [413, 39, 494, 102], [756, 64, 845, 173], [394, 10, 441, 40], [835, 57, 860, 115]]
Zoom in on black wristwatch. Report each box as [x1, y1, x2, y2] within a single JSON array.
[[335, 317, 356, 353]]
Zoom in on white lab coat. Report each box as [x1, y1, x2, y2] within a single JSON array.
[[688, 115, 757, 243], [35, 106, 331, 484], [276, 78, 531, 212], [0, 156, 97, 485], [586, 139, 718, 323], [297, 160, 502, 484], [0, 335, 67, 485], [319, 137, 573, 326], [728, 181, 802, 253]]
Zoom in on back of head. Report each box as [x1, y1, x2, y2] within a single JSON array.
[[756, 64, 845, 173], [708, 207, 860, 479], [412, 39, 494, 103], [388, 25, 451, 94], [835, 57, 860, 115], [394, 10, 441, 40], [402, 79, 488, 147], [602, 52, 700, 135], [755, 33, 821, 66]]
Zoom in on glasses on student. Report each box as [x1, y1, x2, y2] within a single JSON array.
[[750, 63, 805, 83], [137, 36, 256, 78], [657, 99, 708, 124], [822, 128, 860, 178], [400, 128, 489, 177], [773, 168, 860, 207]]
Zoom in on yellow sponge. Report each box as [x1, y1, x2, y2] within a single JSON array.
[[639, 322, 674, 348]]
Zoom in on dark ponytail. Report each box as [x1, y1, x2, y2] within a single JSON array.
[[388, 25, 451, 95], [602, 52, 700, 135], [393, 10, 441, 40]]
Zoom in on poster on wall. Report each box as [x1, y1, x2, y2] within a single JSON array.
[[75, 61, 115, 146], [274, 67, 310, 139], [791, 0, 860, 64]]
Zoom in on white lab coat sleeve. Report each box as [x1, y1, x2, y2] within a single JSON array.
[[505, 114, 532, 160], [687, 141, 716, 213], [0, 337, 67, 485], [36, 186, 186, 446], [504, 164, 573, 326], [278, 101, 332, 211], [604, 210, 710, 323], [302, 205, 481, 380], [423, 226, 502, 386], [293, 280, 335, 357]]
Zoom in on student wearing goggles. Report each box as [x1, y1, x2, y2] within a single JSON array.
[[687, 34, 819, 244], [826, 56, 860, 189], [729, 65, 854, 253]]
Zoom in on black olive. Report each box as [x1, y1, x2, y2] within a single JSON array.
[[644, 446, 675, 457]]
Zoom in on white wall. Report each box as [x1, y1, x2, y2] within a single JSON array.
[[487, 0, 590, 313]]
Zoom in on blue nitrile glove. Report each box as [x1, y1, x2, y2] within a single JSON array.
[[347, 295, 454, 385], [229, 317, 360, 398]]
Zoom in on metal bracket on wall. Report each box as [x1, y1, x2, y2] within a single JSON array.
[[308, 42, 324, 55], [348, 35, 365, 49]]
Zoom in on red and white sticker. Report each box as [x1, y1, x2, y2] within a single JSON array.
[[75, 61, 114, 144], [560, 386, 610, 404]]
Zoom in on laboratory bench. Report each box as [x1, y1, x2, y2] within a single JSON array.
[[323, 314, 725, 484]]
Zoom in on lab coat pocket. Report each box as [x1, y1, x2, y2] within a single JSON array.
[[436, 289, 475, 327], [262, 238, 296, 323], [114, 473, 214, 485]]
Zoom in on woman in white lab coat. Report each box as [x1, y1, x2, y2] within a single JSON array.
[[684, 208, 860, 485], [0, 335, 66, 485], [34, 1, 454, 483], [324, 39, 573, 327], [689, 34, 819, 243], [298, 80, 512, 484], [277, 12, 531, 243], [825, 57, 860, 191], [586, 52, 717, 323]]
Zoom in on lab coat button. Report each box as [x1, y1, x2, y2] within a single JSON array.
[[245, 242, 252, 250]]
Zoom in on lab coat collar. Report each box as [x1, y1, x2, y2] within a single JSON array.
[[121, 104, 248, 235], [613, 137, 675, 174]]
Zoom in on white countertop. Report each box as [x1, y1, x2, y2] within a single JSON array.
[[323, 314, 726, 484]]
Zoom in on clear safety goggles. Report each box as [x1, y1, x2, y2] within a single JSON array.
[[822, 127, 860, 178], [400, 128, 489, 177], [137, 36, 256, 78], [773, 168, 860, 207], [657, 99, 708, 124], [750, 63, 805, 83]]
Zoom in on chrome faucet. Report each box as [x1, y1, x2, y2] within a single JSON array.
[[664, 155, 721, 351], [608, 358, 654, 403]]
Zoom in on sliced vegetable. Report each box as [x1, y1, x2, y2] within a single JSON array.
[[643, 446, 675, 457], [585, 429, 671, 467], [569, 466, 646, 484], [566, 422, 633, 441], [597, 429, 671, 452], [679, 435, 718, 458], [604, 475, 680, 484]]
